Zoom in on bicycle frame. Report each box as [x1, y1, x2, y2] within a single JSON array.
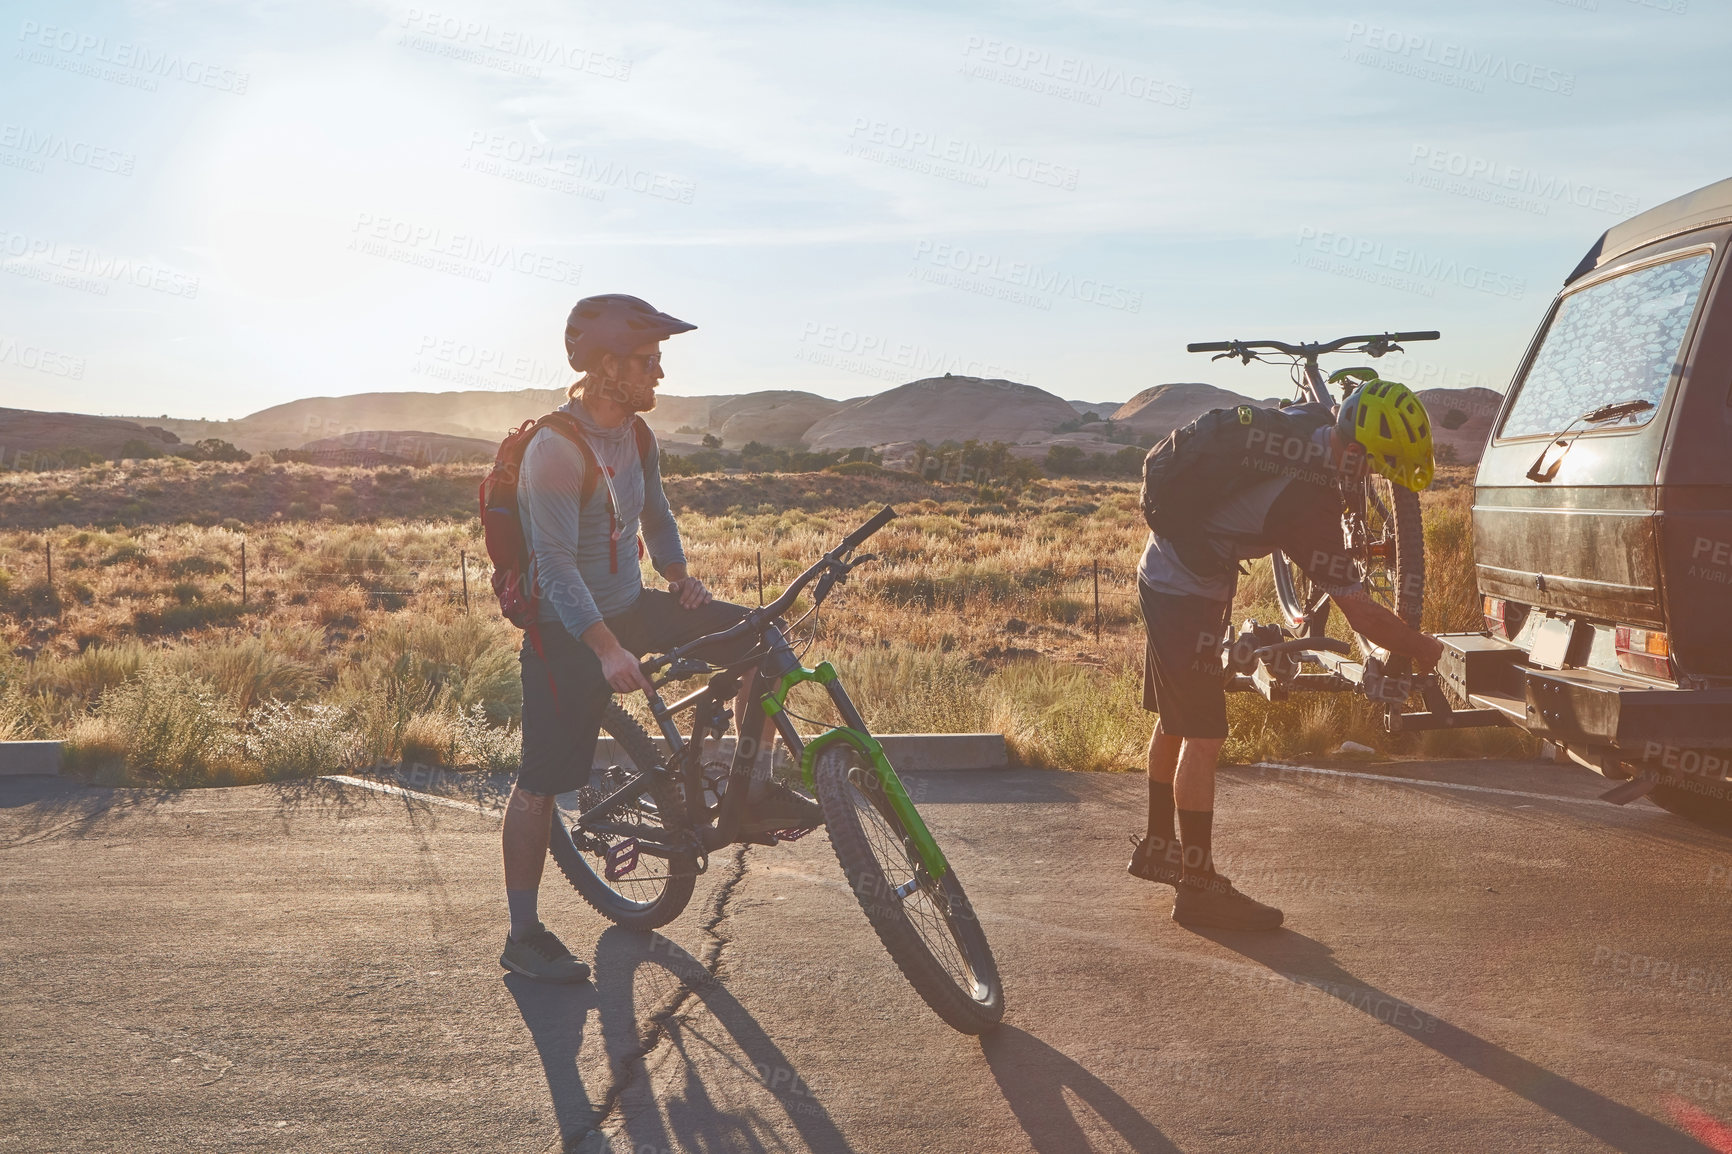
[[574, 621, 947, 879]]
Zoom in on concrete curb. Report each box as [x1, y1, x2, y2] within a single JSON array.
[[0, 741, 62, 776], [3, 735, 1010, 777], [593, 732, 1008, 771]]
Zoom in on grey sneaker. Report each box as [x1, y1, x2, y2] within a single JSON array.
[[500, 923, 592, 984], [739, 778, 823, 834], [1172, 874, 1284, 930], [1127, 835, 1184, 886]]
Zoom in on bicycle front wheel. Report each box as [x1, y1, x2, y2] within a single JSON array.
[[548, 701, 697, 931], [814, 744, 1004, 1034]]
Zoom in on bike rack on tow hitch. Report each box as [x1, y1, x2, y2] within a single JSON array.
[[1222, 620, 1512, 732]]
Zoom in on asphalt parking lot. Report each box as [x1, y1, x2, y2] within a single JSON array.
[[4, 758, 1730, 1153]]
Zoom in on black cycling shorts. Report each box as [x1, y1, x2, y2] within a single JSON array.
[[516, 589, 759, 797], [1138, 583, 1233, 740]]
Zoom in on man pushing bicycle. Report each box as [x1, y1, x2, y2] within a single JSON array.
[[1130, 366, 1446, 931], [494, 295, 821, 983]]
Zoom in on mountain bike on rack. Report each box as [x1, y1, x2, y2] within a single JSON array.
[[548, 505, 1005, 1035], [1186, 331, 1449, 718]]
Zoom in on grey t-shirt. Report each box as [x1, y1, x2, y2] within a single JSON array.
[[1138, 427, 1365, 603], [1138, 476, 1293, 601], [518, 400, 685, 638]]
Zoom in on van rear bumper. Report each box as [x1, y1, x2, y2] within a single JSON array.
[[1436, 632, 1732, 752]]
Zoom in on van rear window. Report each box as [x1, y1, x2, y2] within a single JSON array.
[[1499, 250, 1712, 439]]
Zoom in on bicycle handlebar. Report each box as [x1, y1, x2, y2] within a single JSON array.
[[839, 504, 897, 553], [1186, 331, 1439, 357], [641, 505, 898, 678]]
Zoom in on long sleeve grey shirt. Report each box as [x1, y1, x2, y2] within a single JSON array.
[[518, 399, 685, 638]]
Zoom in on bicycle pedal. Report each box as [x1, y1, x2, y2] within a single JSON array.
[[603, 837, 641, 881]]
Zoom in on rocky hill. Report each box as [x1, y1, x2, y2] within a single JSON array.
[[138, 386, 851, 453], [62, 376, 1506, 465], [0, 407, 182, 465], [294, 430, 497, 466], [1417, 387, 1503, 465], [1111, 383, 1270, 438], [802, 376, 1076, 451]]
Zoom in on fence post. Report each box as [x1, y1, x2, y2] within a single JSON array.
[[460, 550, 470, 614], [240, 539, 247, 606], [44, 541, 52, 588], [1093, 559, 1101, 642], [756, 551, 763, 606]]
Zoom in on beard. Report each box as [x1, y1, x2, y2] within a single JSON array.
[[585, 375, 658, 413]]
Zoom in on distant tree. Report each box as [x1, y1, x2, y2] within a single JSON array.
[[118, 438, 162, 460], [1045, 444, 1085, 476], [701, 433, 722, 449], [183, 438, 249, 463], [675, 425, 702, 435]]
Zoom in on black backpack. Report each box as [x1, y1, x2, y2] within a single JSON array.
[[1139, 403, 1335, 575], [479, 411, 654, 627]]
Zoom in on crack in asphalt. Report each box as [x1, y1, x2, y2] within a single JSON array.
[[583, 843, 752, 1149]]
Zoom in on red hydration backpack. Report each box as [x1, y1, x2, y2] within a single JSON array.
[[479, 411, 654, 627]]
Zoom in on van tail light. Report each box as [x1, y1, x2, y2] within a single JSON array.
[[1484, 596, 1525, 639], [1614, 626, 1672, 678]]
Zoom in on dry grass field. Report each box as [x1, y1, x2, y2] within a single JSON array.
[[0, 458, 1531, 787]]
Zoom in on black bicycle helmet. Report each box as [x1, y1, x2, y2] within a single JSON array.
[[564, 294, 696, 372]]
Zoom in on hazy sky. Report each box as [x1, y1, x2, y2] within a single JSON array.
[[1, 0, 1725, 419]]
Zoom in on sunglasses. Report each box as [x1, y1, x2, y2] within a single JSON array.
[[620, 352, 662, 370]]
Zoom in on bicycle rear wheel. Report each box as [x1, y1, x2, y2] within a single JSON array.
[[548, 701, 697, 931], [814, 744, 1004, 1034], [1361, 474, 1425, 637]]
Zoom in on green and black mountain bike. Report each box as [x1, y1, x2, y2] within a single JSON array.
[[547, 506, 1005, 1035]]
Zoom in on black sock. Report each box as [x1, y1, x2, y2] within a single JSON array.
[[1176, 808, 1214, 878], [1146, 779, 1178, 864]]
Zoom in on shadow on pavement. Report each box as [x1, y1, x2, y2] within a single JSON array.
[[981, 1025, 1180, 1154], [1204, 928, 1713, 1154], [593, 926, 858, 1154], [505, 974, 604, 1147], [0, 777, 172, 846]]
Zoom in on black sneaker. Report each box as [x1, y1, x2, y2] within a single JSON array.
[[1172, 874, 1284, 931], [1127, 835, 1183, 886], [740, 778, 823, 834], [500, 923, 592, 984]]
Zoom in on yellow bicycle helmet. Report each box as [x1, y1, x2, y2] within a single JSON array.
[[1329, 369, 1435, 492]]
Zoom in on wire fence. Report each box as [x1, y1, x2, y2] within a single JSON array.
[[5, 539, 1150, 638]]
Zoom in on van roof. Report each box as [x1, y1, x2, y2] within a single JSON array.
[[1565, 176, 1732, 286]]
